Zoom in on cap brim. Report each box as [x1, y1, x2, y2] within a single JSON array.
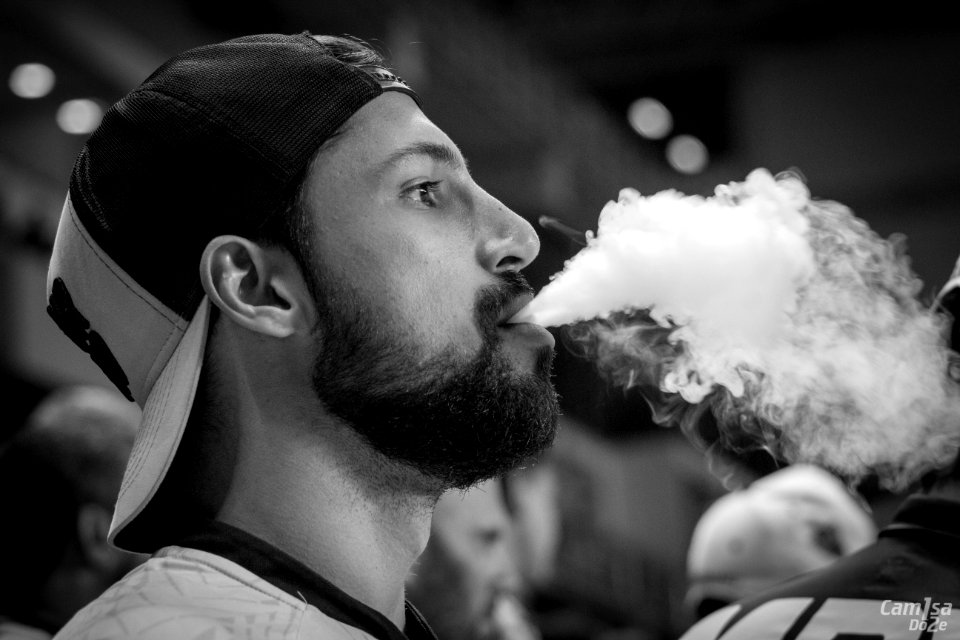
[[109, 297, 211, 547]]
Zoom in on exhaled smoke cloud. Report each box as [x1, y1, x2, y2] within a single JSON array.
[[514, 169, 960, 491]]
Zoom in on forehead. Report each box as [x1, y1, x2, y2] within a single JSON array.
[[313, 91, 462, 176]]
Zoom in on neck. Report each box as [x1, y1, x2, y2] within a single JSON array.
[[216, 401, 440, 628]]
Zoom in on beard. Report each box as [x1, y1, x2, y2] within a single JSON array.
[[307, 268, 560, 490]]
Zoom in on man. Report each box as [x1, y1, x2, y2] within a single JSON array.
[[0, 386, 145, 639], [679, 258, 960, 640], [46, 33, 560, 639], [406, 479, 540, 640]]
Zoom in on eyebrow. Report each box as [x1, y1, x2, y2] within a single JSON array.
[[377, 141, 468, 175]]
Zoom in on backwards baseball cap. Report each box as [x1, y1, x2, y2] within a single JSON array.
[[46, 32, 420, 552], [685, 464, 876, 618]]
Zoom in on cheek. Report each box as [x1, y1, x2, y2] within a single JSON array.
[[314, 196, 485, 350], [362, 240, 484, 349]]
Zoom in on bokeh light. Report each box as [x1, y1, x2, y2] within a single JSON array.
[[56, 99, 103, 135], [9, 63, 56, 99], [627, 97, 672, 140], [666, 134, 709, 174]]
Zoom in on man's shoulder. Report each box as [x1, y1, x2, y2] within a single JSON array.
[[53, 546, 375, 640], [681, 529, 960, 640], [681, 595, 960, 640]]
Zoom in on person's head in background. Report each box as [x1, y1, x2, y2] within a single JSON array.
[[407, 478, 539, 640], [0, 385, 145, 636], [684, 463, 877, 621]]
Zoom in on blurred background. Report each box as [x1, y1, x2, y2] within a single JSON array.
[[2, 1, 959, 639]]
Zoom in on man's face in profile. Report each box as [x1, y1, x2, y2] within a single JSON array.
[[296, 92, 560, 488]]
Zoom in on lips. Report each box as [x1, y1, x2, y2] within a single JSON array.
[[498, 292, 535, 326]]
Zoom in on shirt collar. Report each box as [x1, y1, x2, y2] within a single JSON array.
[[177, 520, 437, 640]]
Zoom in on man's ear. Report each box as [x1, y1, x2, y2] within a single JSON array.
[[76, 502, 121, 571], [200, 236, 314, 337], [77, 503, 148, 575]]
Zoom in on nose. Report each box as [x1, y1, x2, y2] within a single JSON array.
[[477, 191, 540, 274]]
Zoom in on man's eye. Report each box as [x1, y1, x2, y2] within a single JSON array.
[[404, 181, 441, 207]]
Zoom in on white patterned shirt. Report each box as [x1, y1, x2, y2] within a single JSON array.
[[54, 522, 436, 640]]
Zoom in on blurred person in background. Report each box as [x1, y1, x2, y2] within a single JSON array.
[[0, 386, 144, 640], [680, 256, 960, 640], [500, 461, 565, 640], [46, 31, 558, 640], [407, 478, 541, 640], [683, 464, 877, 623], [502, 462, 562, 595]]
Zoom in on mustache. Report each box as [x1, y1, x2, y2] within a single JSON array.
[[476, 271, 534, 336]]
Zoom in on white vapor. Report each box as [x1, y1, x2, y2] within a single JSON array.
[[515, 169, 960, 491]]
